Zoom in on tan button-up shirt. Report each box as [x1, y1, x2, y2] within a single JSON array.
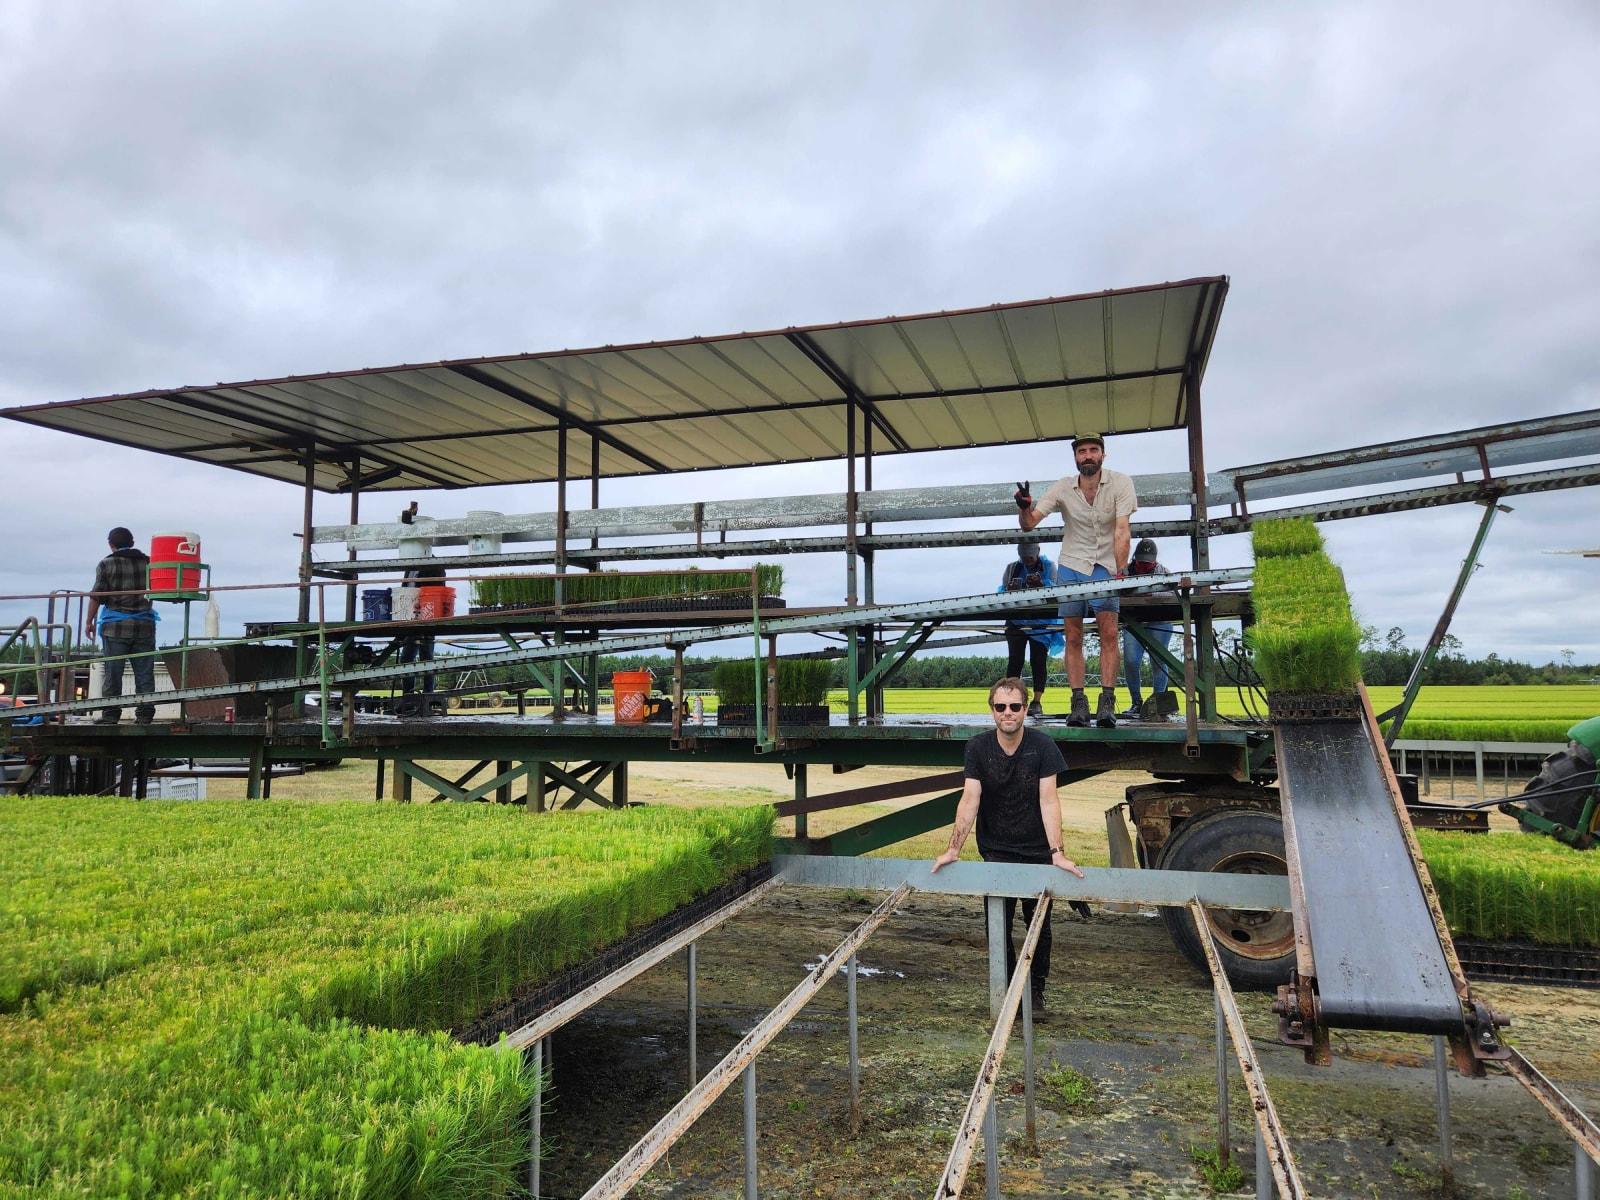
[[1035, 468, 1139, 575]]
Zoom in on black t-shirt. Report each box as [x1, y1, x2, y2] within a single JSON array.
[[964, 728, 1069, 859]]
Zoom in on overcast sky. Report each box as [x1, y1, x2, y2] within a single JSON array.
[[3, 1, 1597, 663]]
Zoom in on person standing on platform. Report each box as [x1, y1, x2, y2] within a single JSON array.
[[998, 540, 1064, 719], [931, 677, 1085, 1012], [1121, 538, 1177, 719], [399, 562, 445, 695], [84, 527, 158, 725], [1014, 433, 1138, 729]]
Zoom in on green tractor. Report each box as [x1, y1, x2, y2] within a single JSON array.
[[1498, 715, 1600, 849]]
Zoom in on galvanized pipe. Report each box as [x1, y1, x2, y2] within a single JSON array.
[[847, 951, 860, 1134], [1255, 1128, 1269, 1200], [743, 1061, 758, 1199], [1433, 1036, 1453, 1171], [983, 1099, 999, 1200], [530, 1037, 542, 1200], [687, 942, 698, 1087], [1022, 976, 1036, 1144], [1216, 989, 1231, 1170], [986, 896, 1007, 1021], [1578, 1142, 1594, 1200]]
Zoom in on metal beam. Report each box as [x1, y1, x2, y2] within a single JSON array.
[[1502, 1049, 1600, 1162], [578, 884, 910, 1200], [776, 855, 1291, 909], [1190, 900, 1306, 1199], [8, 571, 1253, 720], [786, 332, 910, 452], [446, 363, 670, 473]]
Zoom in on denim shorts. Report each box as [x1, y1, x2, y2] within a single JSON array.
[[1057, 563, 1120, 619]]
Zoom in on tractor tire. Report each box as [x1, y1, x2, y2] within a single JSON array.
[[1158, 807, 1296, 992]]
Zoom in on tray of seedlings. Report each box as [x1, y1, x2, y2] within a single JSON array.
[[470, 564, 784, 615], [713, 657, 833, 726]]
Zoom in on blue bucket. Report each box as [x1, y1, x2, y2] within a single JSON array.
[[362, 588, 393, 622]]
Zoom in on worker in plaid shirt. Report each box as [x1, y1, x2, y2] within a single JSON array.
[[85, 527, 158, 724]]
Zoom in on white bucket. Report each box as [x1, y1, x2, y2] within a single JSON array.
[[392, 586, 419, 621]]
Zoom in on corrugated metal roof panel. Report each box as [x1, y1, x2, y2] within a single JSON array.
[[1, 277, 1226, 490]]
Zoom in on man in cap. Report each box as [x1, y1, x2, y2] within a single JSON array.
[[998, 540, 1063, 718], [1014, 433, 1138, 727], [1121, 538, 1178, 719], [84, 527, 158, 724]]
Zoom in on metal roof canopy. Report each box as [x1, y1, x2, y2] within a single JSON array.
[[0, 277, 1227, 493]]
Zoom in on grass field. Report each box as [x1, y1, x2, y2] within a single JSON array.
[[1, 799, 771, 1199], [824, 685, 1600, 731]]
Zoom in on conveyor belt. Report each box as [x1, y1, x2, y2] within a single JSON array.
[[1277, 721, 1463, 1032]]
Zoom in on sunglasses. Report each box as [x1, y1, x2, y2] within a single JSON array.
[[992, 702, 1025, 713]]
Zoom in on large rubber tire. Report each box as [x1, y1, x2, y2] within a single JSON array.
[[1158, 807, 1296, 992]]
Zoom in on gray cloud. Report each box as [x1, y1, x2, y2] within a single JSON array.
[[3, 1, 1597, 660]]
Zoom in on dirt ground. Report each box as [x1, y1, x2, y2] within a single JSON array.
[[217, 758, 1589, 1196]]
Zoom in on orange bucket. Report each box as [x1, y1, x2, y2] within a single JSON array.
[[415, 585, 456, 620], [612, 670, 654, 724]]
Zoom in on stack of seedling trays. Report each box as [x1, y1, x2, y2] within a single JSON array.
[[1419, 828, 1600, 987], [470, 565, 785, 616], [713, 658, 833, 726], [0, 798, 773, 1198], [1246, 516, 1364, 713]]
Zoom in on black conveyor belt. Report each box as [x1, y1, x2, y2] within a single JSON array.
[[1278, 722, 1462, 1033]]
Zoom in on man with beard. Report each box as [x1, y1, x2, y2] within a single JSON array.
[[931, 677, 1086, 1012], [1013, 434, 1138, 728]]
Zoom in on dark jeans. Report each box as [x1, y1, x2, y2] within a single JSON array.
[[982, 849, 1053, 990], [398, 634, 436, 693], [1004, 624, 1049, 693], [102, 627, 157, 721]]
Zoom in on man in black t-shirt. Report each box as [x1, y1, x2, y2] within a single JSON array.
[[932, 677, 1085, 1010]]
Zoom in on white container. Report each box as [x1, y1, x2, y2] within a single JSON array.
[[467, 511, 504, 555], [392, 586, 419, 622]]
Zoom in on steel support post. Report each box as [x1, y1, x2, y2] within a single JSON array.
[[794, 762, 808, 841], [1579, 1142, 1594, 1200], [687, 941, 698, 1087], [986, 896, 1007, 1021], [553, 423, 568, 720], [1385, 500, 1501, 746], [847, 951, 860, 1134], [743, 1061, 758, 1200], [344, 455, 360, 624], [1185, 372, 1215, 719], [1255, 1128, 1269, 1200], [984, 1098, 1000, 1200], [1433, 1036, 1453, 1174], [298, 447, 316, 625], [530, 1038, 542, 1200], [497, 760, 513, 805], [845, 393, 858, 607], [1022, 975, 1036, 1144], [246, 743, 265, 799], [1217, 989, 1231, 1169]]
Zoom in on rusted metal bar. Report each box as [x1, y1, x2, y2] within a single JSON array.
[[1190, 900, 1306, 1199], [579, 885, 910, 1200], [936, 893, 1051, 1199], [774, 769, 966, 818], [500, 877, 784, 1053], [297, 447, 316, 624], [1502, 1048, 1600, 1162]]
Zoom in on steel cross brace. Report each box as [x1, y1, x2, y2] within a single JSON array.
[[397, 758, 535, 804], [853, 619, 935, 698]]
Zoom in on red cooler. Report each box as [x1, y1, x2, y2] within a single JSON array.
[[149, 532, 203, 598]]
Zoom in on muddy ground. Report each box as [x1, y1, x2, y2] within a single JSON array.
[[232, 758, 1594, 1197]]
